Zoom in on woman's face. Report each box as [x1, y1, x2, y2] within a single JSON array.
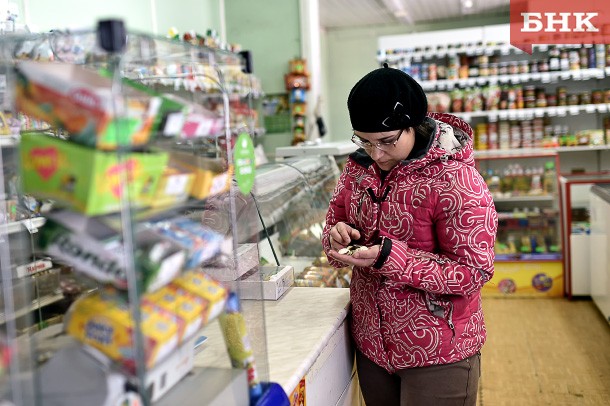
[[352, 127, 415, 171]]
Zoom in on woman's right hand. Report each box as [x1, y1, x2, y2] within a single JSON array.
[[329, 222, 361, 252]]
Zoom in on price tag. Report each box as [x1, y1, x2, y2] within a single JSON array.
[[585, 105, 596, 113], [597, 104, 608, 113], [22, 219, 39, 234], [569, 106, 579, 115], [557, 107, 567, 116], [462, 114, 471, 122], [571, 71, 582, 80], [561, 72, 571, 80], [541, 73, 551, 83], [489, 113, 498, 122], [531, 73, 541, 81], [467, 78, 476, 87], [499, 111, 508, 120], [164, 174, 190, 196], [438, 82, 446, 90], [489, 77, 498, 86], [519, 74, 529, 82], [477, 78, 487, 85], [535, 108, 545, 117]]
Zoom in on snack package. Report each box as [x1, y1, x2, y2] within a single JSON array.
[[148, 218, 225, 269], [65, 291, 179, 371], [15, 61, 160, 150], [168, 151, 231, 199], [218, 292, 263, 399], [171, 270, 228, 323], [20, 132, 167, 216], [143, 284, 205, 343], [39, 210, 186, 293]]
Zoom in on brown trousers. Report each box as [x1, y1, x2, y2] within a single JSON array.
[[356, 349, 480, 406]]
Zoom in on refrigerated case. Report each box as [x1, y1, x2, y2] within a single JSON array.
[[476, 149, 563, 296], [559, 174, 610, 297], [0, 24, 274, 405], [589, 184, 610, 323]]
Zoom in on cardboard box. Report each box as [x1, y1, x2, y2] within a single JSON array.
[[237, 265, 294, 300], [20, 132, 168, 216], [203, 243, 259, 281], [15, 61, 160, 150]]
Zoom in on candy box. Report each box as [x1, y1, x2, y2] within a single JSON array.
[[236, 265, 294, 300], [65, 291, 179, 370], [15, 61, 160, 150], [143, 284, 205, 343], [148, 218, 226, 269], [39, 210, 186, 293], [169, 151, 231, 199], [171, 270, 227, 323], [20, 132, 168, 216], [151, 164, 195, 208]]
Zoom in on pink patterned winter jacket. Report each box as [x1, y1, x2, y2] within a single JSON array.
[[322, 112, 498, 373]]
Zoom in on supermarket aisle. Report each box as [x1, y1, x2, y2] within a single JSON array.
[[480, 298, 610, 405]]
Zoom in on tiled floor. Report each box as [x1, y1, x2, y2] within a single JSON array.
[[480, 298, 610, 405]]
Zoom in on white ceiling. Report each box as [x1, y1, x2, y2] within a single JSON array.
[[319, 0, 511, 29]]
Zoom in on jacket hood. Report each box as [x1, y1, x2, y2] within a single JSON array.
[[349, 112, 475, 173]]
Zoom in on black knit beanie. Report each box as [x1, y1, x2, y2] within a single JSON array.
[[347, 64, 428, 133]]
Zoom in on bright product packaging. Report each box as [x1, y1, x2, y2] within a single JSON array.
[[38, 210, 186, 293], [65, 290, 179, 371], [171, 270, 228, 323], [148, 218, 226, 269], [219, 292, 263, 399], [142, 284, 205, 343], [151, 164, 195, 208], [15, 61, 161, 150], [20, 132, 168, 216], [168, 151, 231, 199]]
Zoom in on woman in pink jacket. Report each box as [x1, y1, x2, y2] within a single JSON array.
[[322, 64, 498, 406]]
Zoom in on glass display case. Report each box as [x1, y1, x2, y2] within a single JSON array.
[[477, 150, 564, 297], [0, 22, 274, 405], [559, 173, 610, 297]]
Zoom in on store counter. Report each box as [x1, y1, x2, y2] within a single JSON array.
[[195, 287, 360, 405]]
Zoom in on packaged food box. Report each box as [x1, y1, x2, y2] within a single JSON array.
[[65, 291, 179, 370], [171, 270, 227, 323], [151, 164, 195, 208], [148, 217, 226, 269], [15, 61, 160, 149], [20, 132, 168, 216], [143, 284, 205, 343], [236, 265, 294, 300], [39, 210, 186, 293], [169, 151, 231, 199]]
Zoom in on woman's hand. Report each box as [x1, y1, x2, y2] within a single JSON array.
[[329, 222, 361, 252], [328, 244, 380, 268]]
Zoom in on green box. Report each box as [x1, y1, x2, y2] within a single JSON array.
[[20, 132, 168, 216]]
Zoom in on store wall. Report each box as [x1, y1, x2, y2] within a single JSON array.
[[224, 0, 302, 157], [224, 0, 301, 95], [13, 0, 220, 35], [324, 15, 510, 142]]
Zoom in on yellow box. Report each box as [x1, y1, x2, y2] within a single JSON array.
[[152, 165, 195, 208], [482, 261, 563, 297], [144, 284, 205, 342], [65, 292, 179, 369], [169, 151, 231, 199], [171, 270, 227, 323]]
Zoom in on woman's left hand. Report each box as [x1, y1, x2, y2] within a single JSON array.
[[328, 245, 380, 268]]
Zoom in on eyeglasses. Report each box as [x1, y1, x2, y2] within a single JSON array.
[[351, 129, 404, 152]]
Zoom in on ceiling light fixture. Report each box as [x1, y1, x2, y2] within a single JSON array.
[[460, 0, 476, 14], [381, 0, 413, 24]]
